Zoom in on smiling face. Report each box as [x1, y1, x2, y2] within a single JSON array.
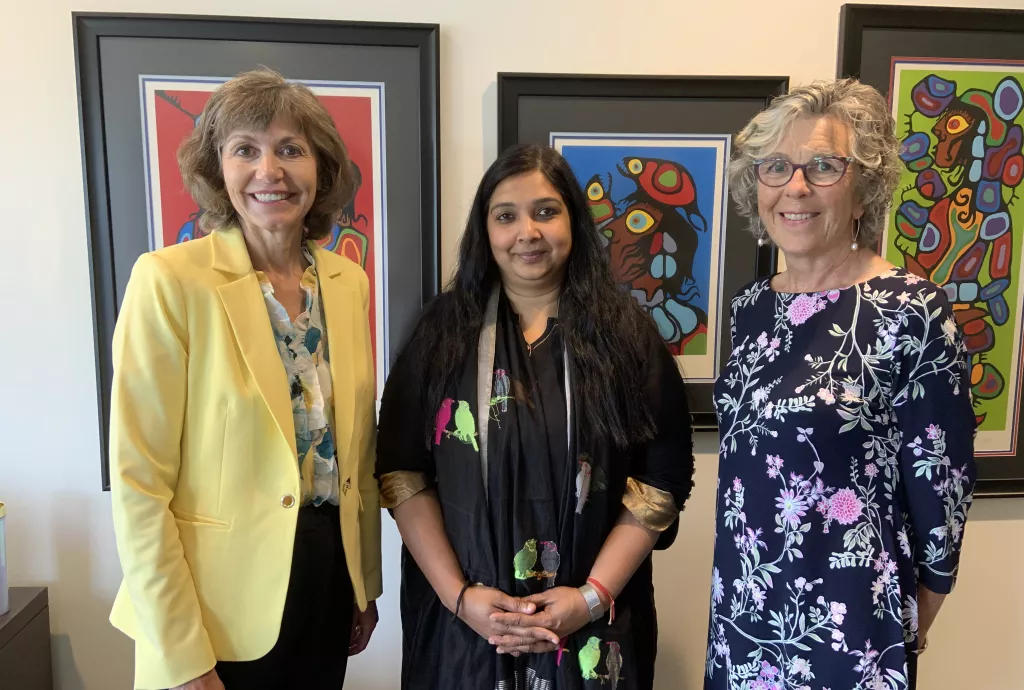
[[220, 116, 318, 237], [486, 170, 573, 295], [757, 116, 864, 259]]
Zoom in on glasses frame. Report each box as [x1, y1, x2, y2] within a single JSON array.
[[753, 155, 855, 187]]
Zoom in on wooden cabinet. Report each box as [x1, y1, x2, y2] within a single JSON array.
[[0, 587, 53, 689]]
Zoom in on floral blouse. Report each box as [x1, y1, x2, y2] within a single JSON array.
[[706, 268, 976, 690], [257, 247, 340, 506]]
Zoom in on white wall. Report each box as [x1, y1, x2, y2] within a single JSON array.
[[1, 0, 1022, 688]]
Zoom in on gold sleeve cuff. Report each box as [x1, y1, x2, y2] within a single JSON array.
[[622, 478, 679, 532], [379, 471, 429, 509]]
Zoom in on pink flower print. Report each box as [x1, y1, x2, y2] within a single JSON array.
[[828, 488, 864, 525], [830, 601, 847, 625], [787, 294, 826, 325], [790, 657, 812, 679], [733, 477, 743, 492], [897, 291, 911, 303], [760, 661, 779, 679], [831, 628, 846, 651], [826, 289, 841, 302], [905, 273, 923, 284], [757, 332, 769, 349], [751, 682, 771, 690], [840, 382, 862, 403], [864, 463, 879, 478], [770, 337, 781, 349], [926, 424, 942, 441], [776, 489, 809, 528], [816, 387, 836, 405]]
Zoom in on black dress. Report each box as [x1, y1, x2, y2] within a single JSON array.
[[377, 291, 695, 689]]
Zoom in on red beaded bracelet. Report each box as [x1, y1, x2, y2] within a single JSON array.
[[587, 577, 616, 624]]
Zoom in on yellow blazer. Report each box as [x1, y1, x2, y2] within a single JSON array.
[[108, 226, 382, 690]]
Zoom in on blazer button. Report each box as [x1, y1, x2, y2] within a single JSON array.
[[281, 494, 296, 508]]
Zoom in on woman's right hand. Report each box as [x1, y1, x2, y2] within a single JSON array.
[[171, 669, 225, 690], [457, 586, 559, 650]]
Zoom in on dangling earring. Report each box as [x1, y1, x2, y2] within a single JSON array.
[[757, 229, 768, 247], [851, 218, 861, 251]]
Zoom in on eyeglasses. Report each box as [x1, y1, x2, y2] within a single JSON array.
[[753, 156, 854, 187]]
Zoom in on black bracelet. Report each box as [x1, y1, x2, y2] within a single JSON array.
[[453, 581, 473, 621]]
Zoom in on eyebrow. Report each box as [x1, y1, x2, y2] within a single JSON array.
[[225, 133, 307, 145], [489, 197, 564, 212], [762, 151, 842, 160]]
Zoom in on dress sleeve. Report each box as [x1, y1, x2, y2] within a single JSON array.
[[623, 325, 696, 540], [375, 339, 436, 510], [893, 284, 977, 594]]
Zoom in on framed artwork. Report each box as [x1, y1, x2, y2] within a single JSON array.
[[75, 13, 440, 489], [838, 3, 1024, 497], [498, 74, 787, 429]]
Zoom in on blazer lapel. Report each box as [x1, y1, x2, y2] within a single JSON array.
[[213, 228, 296, 457], [315, 246, 357, 470]]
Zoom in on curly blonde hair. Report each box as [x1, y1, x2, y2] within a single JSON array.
[[177, 68, 356, 239], [727, 78, 901, 244]]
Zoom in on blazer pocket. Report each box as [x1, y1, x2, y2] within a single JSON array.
[[171, 509, 231, 529]]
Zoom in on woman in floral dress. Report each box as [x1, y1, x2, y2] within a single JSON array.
[[705, 79, 977, 690]]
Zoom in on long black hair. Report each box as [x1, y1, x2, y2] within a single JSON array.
[[402, 144, 658, 449]]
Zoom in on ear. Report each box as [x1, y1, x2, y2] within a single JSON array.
[[851, 184, 866, 222]]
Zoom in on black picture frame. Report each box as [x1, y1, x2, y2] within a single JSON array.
[[498, 73, 786, 430], [838, 4, 1024, 497], [74, 13, 441, 490]]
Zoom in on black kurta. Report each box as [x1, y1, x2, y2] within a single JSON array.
[[377, 290, 694, 690]]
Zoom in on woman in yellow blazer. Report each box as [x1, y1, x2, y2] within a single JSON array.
[[108, 69, 382, 690]]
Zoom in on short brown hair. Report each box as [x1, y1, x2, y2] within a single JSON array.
[[177, 68, 356, 239]]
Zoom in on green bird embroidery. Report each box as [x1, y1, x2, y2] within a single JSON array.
[[513, 539, 538, 580], [452, 400, 479, 450], [578, 636, 602, 681]]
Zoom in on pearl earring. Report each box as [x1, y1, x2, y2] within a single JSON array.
[[851, 219, 861, 251], [757, 231, 768, 247]]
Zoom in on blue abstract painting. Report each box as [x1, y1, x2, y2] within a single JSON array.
[[553, 134, 729, 380]]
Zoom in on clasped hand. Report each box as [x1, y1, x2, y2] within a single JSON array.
[[458, 586, 593, 656]]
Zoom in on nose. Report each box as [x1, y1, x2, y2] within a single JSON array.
[[257, 152, 283, 180], [517, 216, 543, 242], [784, 167, 812, 197]]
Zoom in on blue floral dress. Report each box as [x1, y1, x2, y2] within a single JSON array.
[[705, 268, 976, 690]]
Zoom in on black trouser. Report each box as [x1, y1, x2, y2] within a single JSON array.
[[215, 502, 354, 690]]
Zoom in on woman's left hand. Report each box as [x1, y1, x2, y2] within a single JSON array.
[[487, 587, 593, 654], [349, 600, 379, 656]]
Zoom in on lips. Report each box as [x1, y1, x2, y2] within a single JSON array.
[[515, 251, 546, 264]]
